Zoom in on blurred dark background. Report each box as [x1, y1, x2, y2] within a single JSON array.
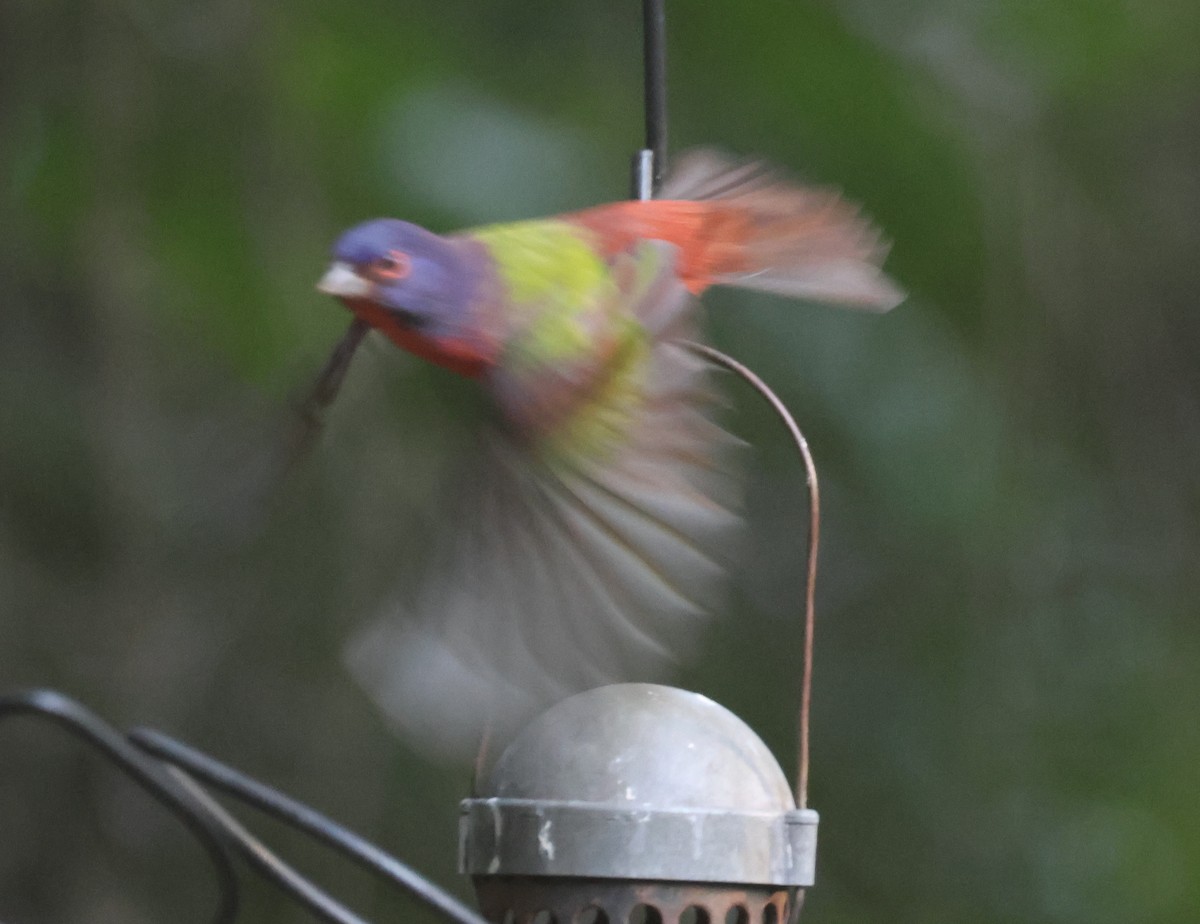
[[3, 1, 1199, 922]]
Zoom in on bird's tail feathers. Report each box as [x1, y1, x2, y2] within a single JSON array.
[[659, 149, 905, 310]]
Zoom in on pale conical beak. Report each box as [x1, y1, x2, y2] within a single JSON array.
[[317, 262, 373, 299]]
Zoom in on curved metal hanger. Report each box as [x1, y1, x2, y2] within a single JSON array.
[[129, 728, 488, 924], [0, 688, 487, 924], [632, 0, 821, 811], [0, 689, 240, 924]]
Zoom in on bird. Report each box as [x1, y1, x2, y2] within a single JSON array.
[[314, 150, 903, 761]]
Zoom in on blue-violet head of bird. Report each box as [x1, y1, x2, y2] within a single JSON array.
[[323, 218, 471, 332]]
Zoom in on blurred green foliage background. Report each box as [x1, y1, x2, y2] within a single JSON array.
[[3, 1, 1200, 922]]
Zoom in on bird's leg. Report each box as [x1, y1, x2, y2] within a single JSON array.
[[284, 317, 370, 473]]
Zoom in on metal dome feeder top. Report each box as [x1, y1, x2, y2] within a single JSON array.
[[461, 684, 818, 906], [461, 684, 816, 886]]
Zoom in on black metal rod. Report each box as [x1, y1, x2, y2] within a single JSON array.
[[0, 690, 240, 924], [130, 728, 490, 924], [643, 0, 668, 188], [164, 767, 375, 924]]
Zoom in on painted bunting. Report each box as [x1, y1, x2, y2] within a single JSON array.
[[316, 150, 902, 759]]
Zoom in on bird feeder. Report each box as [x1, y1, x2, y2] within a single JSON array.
[[456, 5, 825, 918], [1, 3, 847, 922], [461, 684, 818, 924], [0, 321, 828, 924]]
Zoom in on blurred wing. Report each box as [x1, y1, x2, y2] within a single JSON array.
[[346, 241, 741, 760]]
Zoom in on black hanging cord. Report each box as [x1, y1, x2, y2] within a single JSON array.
[[0, 690, 240, 924]]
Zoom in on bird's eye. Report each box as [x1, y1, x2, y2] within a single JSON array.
[[369, 249, 412, 281]]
